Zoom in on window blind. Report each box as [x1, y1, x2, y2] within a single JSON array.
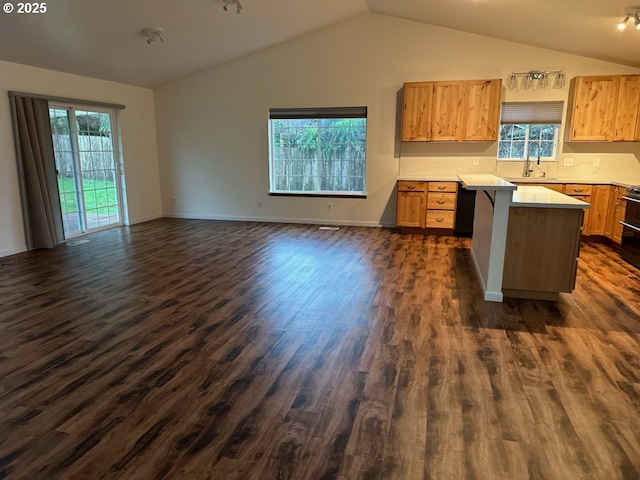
[[500, 101, 563, 124], [269, 106, 367, 120]]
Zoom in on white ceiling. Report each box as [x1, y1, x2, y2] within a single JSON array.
[[0, 0, 638, 88]]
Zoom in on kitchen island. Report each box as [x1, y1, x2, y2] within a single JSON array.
[[458, 175, 590, 302]]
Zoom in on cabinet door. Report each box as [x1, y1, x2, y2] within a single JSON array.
[[613, 188, 627, 244], [613, 75, 640, 141], [604, 185, 617, 239], [569, 76, 618, 141], [462, 79, 502, 141], [431, 81, 464, 141], [570, 195, 591, 235], [396, 191, 426, 227], [588, 185, 611, 236], [402, 82, 433, 142]]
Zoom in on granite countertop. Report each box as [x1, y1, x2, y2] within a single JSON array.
[[511, 186, 590, 209]]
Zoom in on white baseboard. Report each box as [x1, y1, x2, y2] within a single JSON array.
[[126, 214, 163, 226], [0, 245, 27, 259], [163, 212, 387, 228], [470, 246, 503, 302]]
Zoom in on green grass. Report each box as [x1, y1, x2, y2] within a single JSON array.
[[58, 177, 118, 216]]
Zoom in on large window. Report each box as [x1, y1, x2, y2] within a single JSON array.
[[498, 101, 563, 161], [269, 107, 367, 195]]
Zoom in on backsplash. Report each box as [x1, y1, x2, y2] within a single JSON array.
[[399, 151, 640, 183]]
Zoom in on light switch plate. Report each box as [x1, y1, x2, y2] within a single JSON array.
[[563, 157, 573, 166]]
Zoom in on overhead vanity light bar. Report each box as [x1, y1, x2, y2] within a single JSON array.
[[507, 71, 565, 92], [617, 7, 640, 30]]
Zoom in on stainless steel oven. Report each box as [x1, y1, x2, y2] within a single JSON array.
[[621, 187, 640, 269]]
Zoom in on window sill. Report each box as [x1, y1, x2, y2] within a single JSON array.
[[269, 192, 367, 199]]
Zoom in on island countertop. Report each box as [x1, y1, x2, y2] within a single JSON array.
[[511, 186, 590, 209], [457, 174, 517, 191]]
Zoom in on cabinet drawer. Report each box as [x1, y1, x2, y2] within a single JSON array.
[[426, 210, 455, 228], [398, 181, 426, 192], [427, 193, 456, 210], [428, 182, 457, 193], [564, 184, 592, 196]]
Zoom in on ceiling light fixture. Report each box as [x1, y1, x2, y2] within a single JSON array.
[[142, 27, 165, 45], [617, 7, 640, 30], [508, 71, 565, 92], [223, 0, 243, 14]]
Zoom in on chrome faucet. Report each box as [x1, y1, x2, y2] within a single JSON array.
[[523, 141, 541, 177]]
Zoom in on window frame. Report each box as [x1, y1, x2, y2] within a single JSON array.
[[268, 107, 367, 197], [497, 101, 563, 162], [498, 123, 560, 162]]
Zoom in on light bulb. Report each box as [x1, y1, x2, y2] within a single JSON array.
[[635, 13, 640, 29], [508, 74, 518, 92], [618, 15, 629, 30]]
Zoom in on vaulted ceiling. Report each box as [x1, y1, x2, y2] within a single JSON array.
[[0, 0, 638, 88]]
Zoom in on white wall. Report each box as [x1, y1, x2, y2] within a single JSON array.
[[0, 60, 162, 257], [154, 13, 640, 228]]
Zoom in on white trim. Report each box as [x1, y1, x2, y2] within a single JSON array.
[[127, 214, 164, 225], [0, 246, 27, 258], [163, 212, 385, 228]]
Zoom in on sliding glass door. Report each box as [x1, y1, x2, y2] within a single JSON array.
[[49, 106, 123, 238]]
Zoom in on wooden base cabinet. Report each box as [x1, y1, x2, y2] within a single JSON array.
[[588, 185, 612, 236], [563, 184, 592, 235], [396, 181, 457, 232], [605, 186, 628, 244], [396, 181, 426, 228]]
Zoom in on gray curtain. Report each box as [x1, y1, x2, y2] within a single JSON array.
[[10, 95, 64, 249]]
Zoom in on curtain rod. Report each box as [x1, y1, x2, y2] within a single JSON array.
[[8, 91, 125, 110]]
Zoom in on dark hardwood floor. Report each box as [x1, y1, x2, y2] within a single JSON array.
[[0, 218, 638, 480]]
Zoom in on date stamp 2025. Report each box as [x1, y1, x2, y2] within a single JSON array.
[[3, 3, 47, 14]]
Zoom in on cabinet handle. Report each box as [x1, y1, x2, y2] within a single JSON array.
[[437, 199, 445, 204], [574, 188, 584, 192], [437, 186, 446, 190], [408, 185, 416, 189], [436, 217, 444, 222]]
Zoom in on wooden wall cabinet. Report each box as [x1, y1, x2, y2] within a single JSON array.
[[568, 75, 640, 142], [614, 76, 640, 141], [401, 83, 432, 142], [401, 79, 501, 142]]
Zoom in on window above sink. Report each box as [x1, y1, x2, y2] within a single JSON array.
[[497, 101, 563, 162]]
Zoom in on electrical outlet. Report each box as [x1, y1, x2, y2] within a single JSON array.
[[473, 157, 479, 166], [563, 157, 573, 167], [593, 157, 600, 167], [327, 202, 333, 211], [257, 200, 263, 208]]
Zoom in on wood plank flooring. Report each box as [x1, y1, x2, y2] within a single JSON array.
[[0, 218, 638, 479]]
